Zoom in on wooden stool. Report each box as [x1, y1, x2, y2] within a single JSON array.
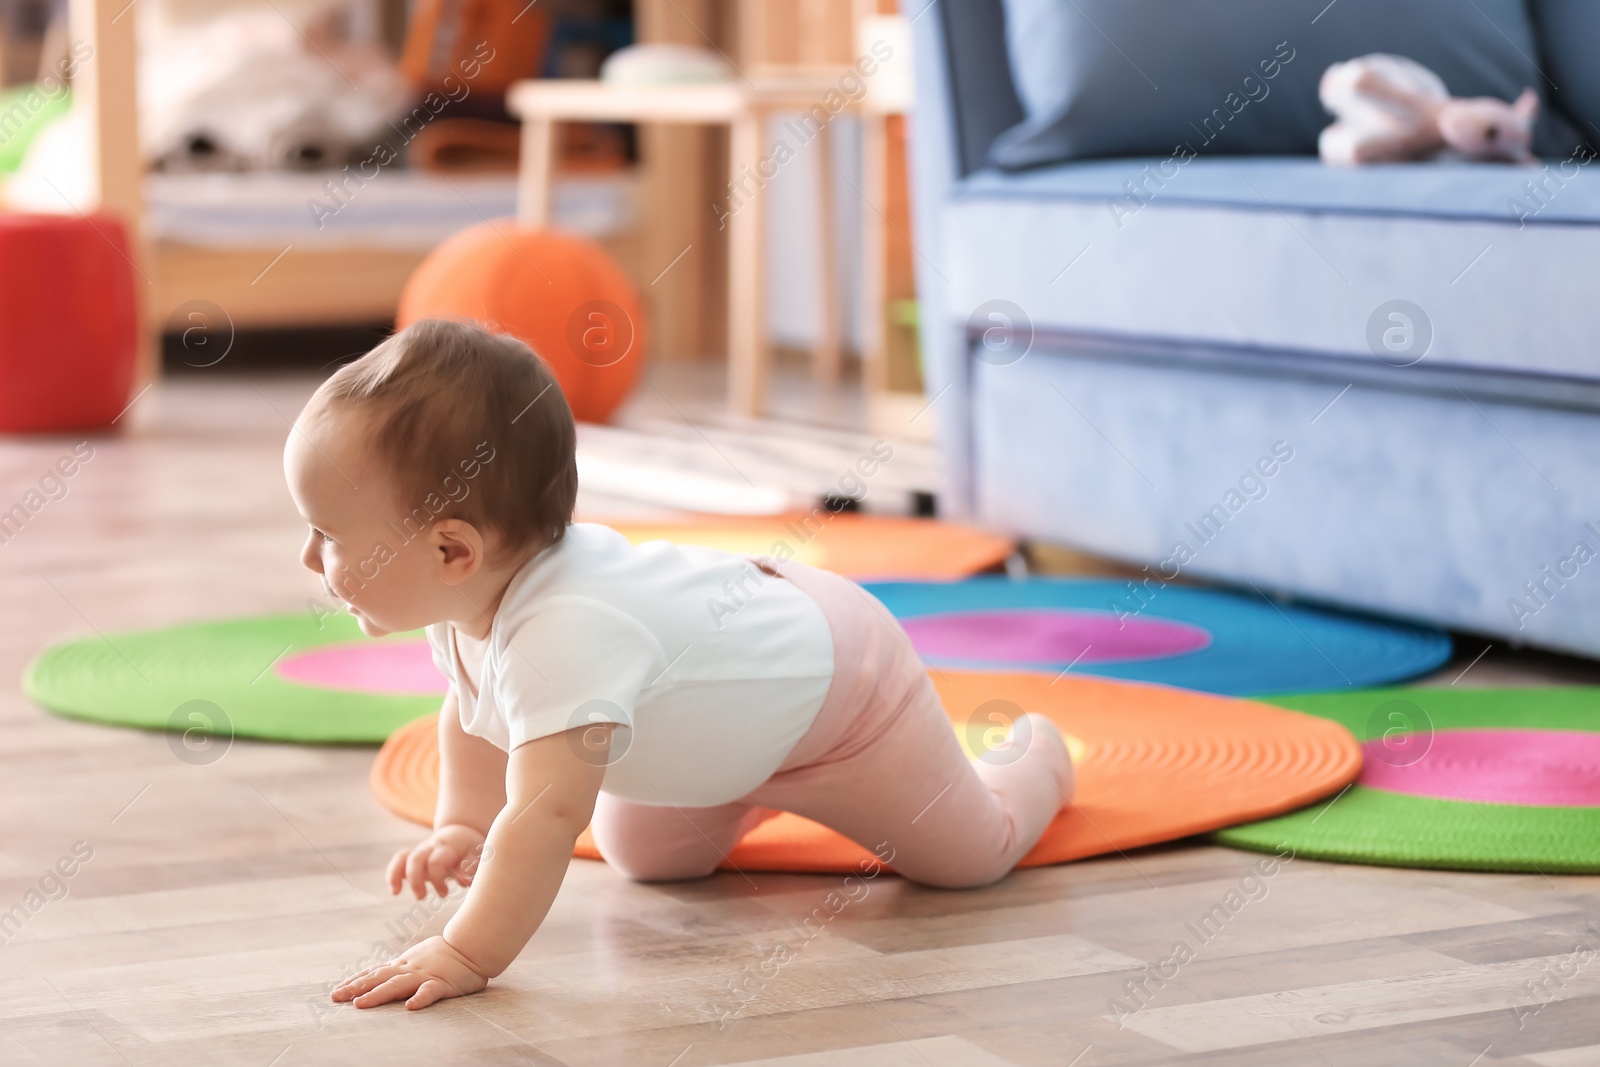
[[507, 76, 853, 417]]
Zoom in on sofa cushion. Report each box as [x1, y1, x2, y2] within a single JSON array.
[[1530, 1, 1600, 147], [992, 0, 1582, 170], [937, 0, 1026, 177], [944, 157, 1600, 382]]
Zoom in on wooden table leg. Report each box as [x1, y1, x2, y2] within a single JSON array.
[[812, 121, 842, 385], [73, 0, 153, 387], [858, 110, 890, 393], [516, 117, 556, 227], [641, 124, 707, 363], [727, 109, 768, 416]]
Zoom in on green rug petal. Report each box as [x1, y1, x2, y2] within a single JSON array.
[[25, 613, 439, 745], [1214, 687, 1600, 873]]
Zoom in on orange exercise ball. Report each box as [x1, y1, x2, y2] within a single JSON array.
[[397, 222, 645, 423]]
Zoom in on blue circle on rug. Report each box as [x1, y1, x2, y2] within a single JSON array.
[[861, 578, 1452, 696]]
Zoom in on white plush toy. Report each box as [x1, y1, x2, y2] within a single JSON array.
[[138, 6, 411, 172], [1318, 54, 1538, 165]]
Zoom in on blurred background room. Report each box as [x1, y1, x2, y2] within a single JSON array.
[[4, 0, 1600, 1062]]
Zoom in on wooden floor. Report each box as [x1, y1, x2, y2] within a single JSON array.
[[2, 365, 1599, 1067]]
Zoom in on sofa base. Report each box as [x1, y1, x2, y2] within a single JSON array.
[[969, 340, 1600, 657]]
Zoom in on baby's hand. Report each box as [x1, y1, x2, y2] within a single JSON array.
[[330, 935, 488, 1010], [386, 824, 486, 900]]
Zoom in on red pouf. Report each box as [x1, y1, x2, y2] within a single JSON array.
[[0, 213, 138, 433]]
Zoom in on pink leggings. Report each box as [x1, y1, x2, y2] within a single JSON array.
[[589, 558, 1074, 889]]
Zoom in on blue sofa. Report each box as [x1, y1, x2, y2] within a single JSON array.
[[909, 0, 1600, 658]]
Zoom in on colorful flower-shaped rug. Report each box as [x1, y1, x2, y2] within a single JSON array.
[[371, 672, 1362, 874], [863, 578, 1452, 696], [26, 612, 438, 745], [1215, 687, 1600, 873]]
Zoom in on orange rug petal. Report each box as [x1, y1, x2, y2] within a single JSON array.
[[604, 513, 1015, 581], [371, 672, 1361, 874]]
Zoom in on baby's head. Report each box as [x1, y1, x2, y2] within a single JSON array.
[[285, 318, 577, 637]]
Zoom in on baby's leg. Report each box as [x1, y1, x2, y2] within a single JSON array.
[[749, 670, 1074, 889], [589, 793, 774, 881]]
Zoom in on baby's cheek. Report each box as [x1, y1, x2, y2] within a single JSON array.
[[325, 547, 367, 598], [377, 549, 426, 599]]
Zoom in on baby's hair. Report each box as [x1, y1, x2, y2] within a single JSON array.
[[311, 318, 577, 562]]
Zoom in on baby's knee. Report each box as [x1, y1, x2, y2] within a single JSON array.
[[900, 857, 1013, 891], [603, 850, 722, 883]]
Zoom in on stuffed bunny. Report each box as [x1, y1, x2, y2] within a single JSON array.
[[1318, 54, 1538, 165]]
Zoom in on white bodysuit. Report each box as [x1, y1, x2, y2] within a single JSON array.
[[426, 523, 836, 807]]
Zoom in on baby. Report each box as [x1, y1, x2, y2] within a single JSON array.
[[283, 319, 1074, 1011]]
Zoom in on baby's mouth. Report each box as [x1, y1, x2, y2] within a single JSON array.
[[321, 575, 358, 613]]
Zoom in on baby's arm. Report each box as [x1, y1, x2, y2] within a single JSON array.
[[385, 687, 508, 899], [440, 726, 609, 975], [333, 724, 611, 1010], [437, 685, 508, 831]]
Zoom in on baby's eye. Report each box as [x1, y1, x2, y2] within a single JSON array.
[[314, 529, 333, 544]]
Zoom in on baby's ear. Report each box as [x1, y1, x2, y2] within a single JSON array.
[[1513, 87, 1539, 124], [433, 518, 483, 575]]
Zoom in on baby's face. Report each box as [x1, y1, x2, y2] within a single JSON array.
[[284, 404, 465, 638]]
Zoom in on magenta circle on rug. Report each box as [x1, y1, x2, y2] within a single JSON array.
[[899, 608, 1212, 665], [1360, 728, 1600, 807], [276, 640, 448, 696]]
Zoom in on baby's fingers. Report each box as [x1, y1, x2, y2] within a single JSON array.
[[385, 848, 411, 896], [354, 972, 426, 1009], [406, 978, 460, 1011], [405, 847, 435, 900], [426, 846, 457, 898], [332, 964, 400, 1002]]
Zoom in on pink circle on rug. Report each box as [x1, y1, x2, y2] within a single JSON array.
[[277, 640, 448, 696], [900, 608, 1211, 665], [1361, 728, 1600, 807]]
